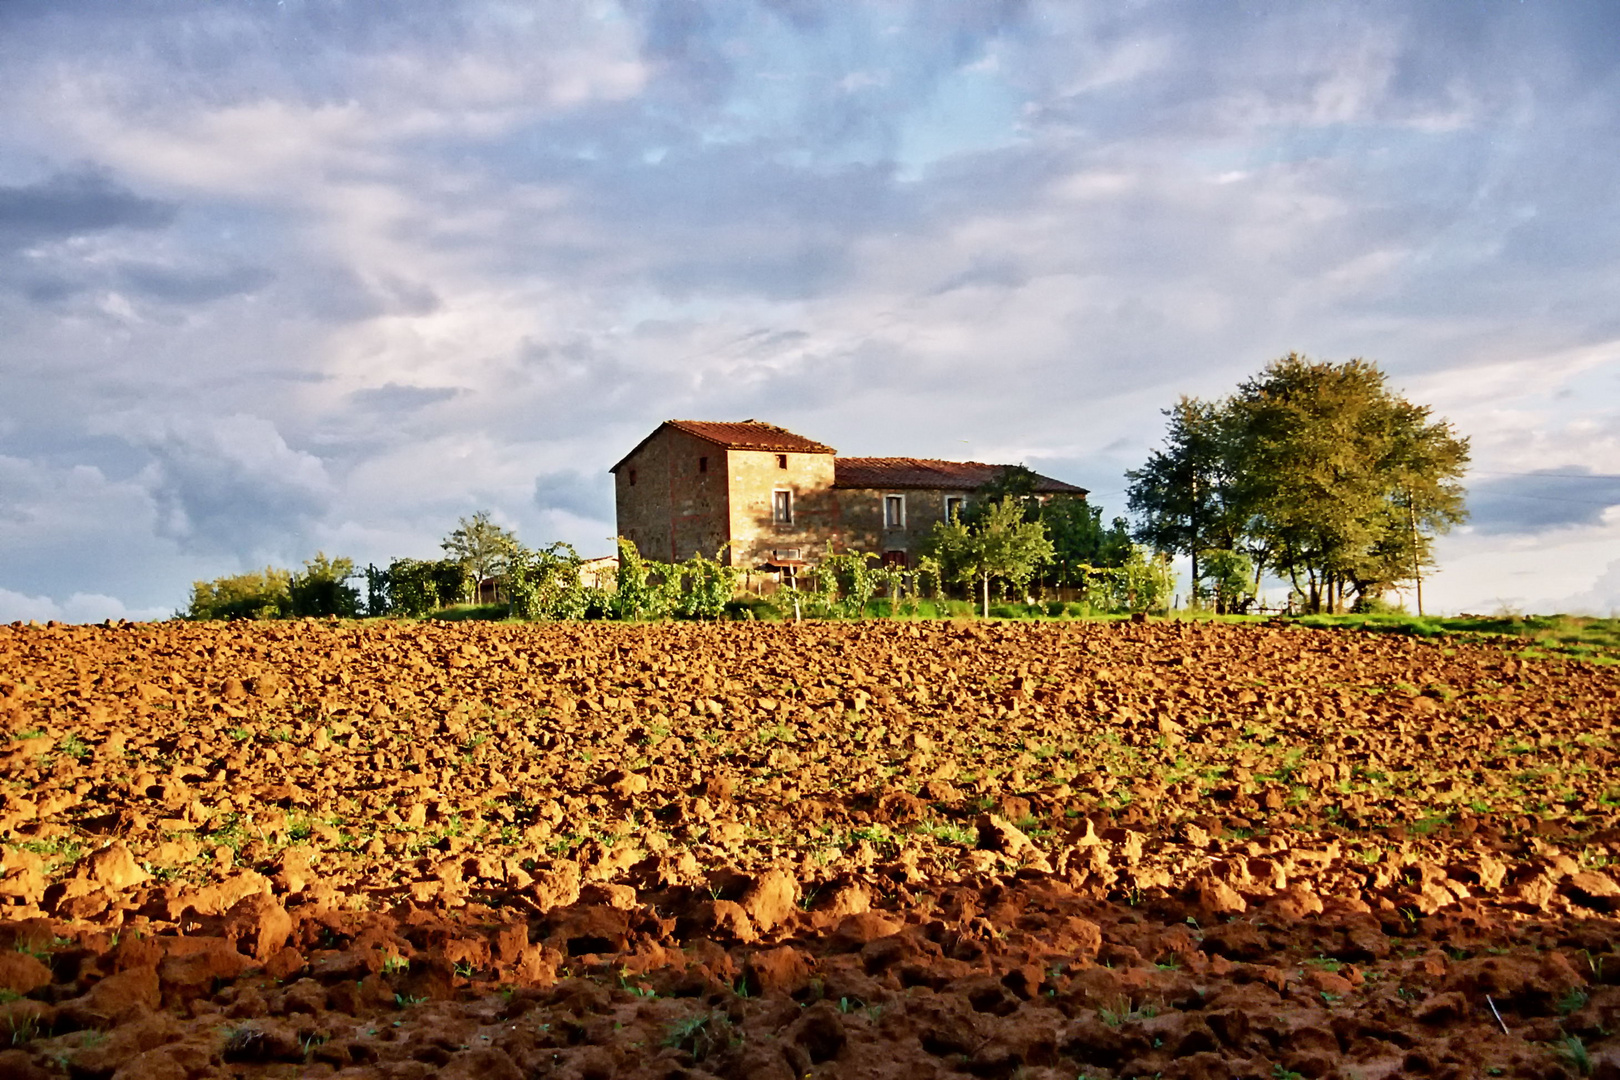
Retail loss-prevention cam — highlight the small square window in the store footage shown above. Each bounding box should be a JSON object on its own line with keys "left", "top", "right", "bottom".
{"left": 772, "top": 489, "right": 793, "bottom": 524}
{"left": 698, "top": 456, "right": 708, "bottom": 474}
{"left": 776, "top": 453, "right": 788, "bottom": 469}
{"left": 884, "top": 494, "right": 905, "bottom": 529}
{"left": 945, "top": 495, "right": 965, "bottom": 521}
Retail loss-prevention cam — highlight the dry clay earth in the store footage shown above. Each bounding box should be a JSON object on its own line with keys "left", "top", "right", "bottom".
{"left": 0, "top": 618, "right": 1617, "bottom": 1080}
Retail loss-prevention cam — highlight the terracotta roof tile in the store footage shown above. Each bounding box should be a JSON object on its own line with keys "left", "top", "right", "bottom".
{"left": 665, "top": 420, "right": 836, "bottom": 454}
{"left": 611, "top": 420, "right": 834, "bottom": 472}
{"left": 833, "top": 457, "right": 1087, "bottom": 495}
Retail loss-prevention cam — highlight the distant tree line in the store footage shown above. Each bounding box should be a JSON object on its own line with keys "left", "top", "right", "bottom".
{"left": 1125, "top": 354, "right": 1469, "bottom": 614}
{"left": 180, "top": 512, "right": 748, "bottom": 622}
{"left": 183, "top": 512, "right": 517, "bottom": 621}
{"left": 182, "top": 554, "right": 363, "bottom": 621}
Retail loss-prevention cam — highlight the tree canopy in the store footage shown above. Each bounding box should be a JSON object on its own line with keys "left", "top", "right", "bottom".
{"left": 184, "top": 553, "right": 358, "bottom": 620}
{"left": 441, "top": 510, "right": 520, "bottom": 588}
{"left": 924, "top": 497, "right": 1056, "bottom": 617}
{"left": 963, "top": 466, "right": 1130, "bottom": 587}
{"left": 1126, "top": 354, "right": 1469, "bottom": 613}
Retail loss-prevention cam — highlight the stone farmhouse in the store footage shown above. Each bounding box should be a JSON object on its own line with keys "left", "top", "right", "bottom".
{"left": 611, "top": 419, "right": 1087, "bottom": 571}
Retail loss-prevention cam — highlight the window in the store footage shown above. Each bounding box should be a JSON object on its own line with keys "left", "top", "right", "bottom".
{"left": 773, "top": 548, "right": 801, "bottom": 562}
{"left": 698, "top": 456, "right": 708, "bottom": 474}
{"left": 945, "top": 495, "right": 965, "bottom": 521}
{"left": 628, "top": 468, "right": 637, "bottom": 487}
{"left": 772, "top": 489, "right": 793, "bottom": 524}
{"left": 776, "top": 453, "right": 788, "bottom": 469}
{"left": 882, "top": 550, "right": 908, "bottom": 569}
{"left": 884, "top": 494, "right": 905, "bottom": 529}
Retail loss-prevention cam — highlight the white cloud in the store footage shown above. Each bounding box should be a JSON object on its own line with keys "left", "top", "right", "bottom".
{"left": 1423, "top": 511, "right": 1620, "bottom": 615}
{"left": 16, "top": 9, "right": 649, "bottom": 202}
{"left": 0, "top": 589, "right": 170, "bottom": 625}
{"left": 1533, "top": 556, "right": 1620, "bottom": 617}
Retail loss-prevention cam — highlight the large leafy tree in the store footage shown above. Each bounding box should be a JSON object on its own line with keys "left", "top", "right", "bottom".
{"left": 183, "top": 553, "right": 359, "bottom": 620}
{"left": 441, "top": 510, "right": 520, "bottom": 598}
{"left": 1337, "top": 389, "right": 1469, "bottom": 613}
{"left": 183, "top": 567, "right": 292, "bottom": 620}
{"left": 1228, "top": 355, "right": 1467, "bottom": 613}
{"left": 961, "top": 465, "right": 1042, "bottom": 525}
{"left": 1127, "top": 355, "right": 1469, "bottom": 614}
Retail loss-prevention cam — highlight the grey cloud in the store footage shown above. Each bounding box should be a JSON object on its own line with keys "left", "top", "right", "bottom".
{"left": 118, "top": 262, "right": 275, "bottom": 303}
{"left": 272, "top": 266, "right": 441, "bottom": 325}
{"left": 132, "top": 416, "right": 334, "bottom": 555}
{"left": 375, "top": 275, "right": 441, "bottom": 316}
{"left": 349, "top": 384, "right": 462, "bottom": 413}
{"left": 19, "top": 275, "right": 85, "bottom": 303}
{"left": 287, "top": 264, "right": 392, "bottom": 323}
{"left": 534, "top": 469, "right": 612, "bottom": 521}
{"left": 1466, "top": 469, "right": 1620, "bottom": 535}
{"left": 551, "top": 149, "right": 907, "bottom": 299}
{"left": 757, "top": 0, "right": 830, "bottom": 31}
{"left": 638, "top": 0, "right": 732, "bottom": 104}
{"left": 930, "top": 256, "right": 1030, "bottom": 295}
{"left": 0, "top": 170, "right": 173, "bottom": 250}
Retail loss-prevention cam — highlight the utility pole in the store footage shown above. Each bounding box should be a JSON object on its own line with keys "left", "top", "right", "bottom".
{"left": 1406, "top": 489, "right": 1424, "bottom": 617}
{"left": 1188, "top": 473, "right": 1200, "bottom": 611}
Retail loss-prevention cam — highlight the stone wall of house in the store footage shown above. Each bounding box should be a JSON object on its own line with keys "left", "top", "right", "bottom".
{"left": 616, "top": 424, "right": 1003, "bottom": 569}
{"left": 614, "top": 427, "right": 733, "bottom": 563}
{"left": 726, "top": 449, "right": 840, "bottom": 567}
{"left": 836, "top": 487, "right": 974, "bottom": 567}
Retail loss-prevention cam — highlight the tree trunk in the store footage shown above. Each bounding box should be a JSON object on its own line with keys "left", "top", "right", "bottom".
{"left": 981, "top": 573, "right": 990, "bottom": 619}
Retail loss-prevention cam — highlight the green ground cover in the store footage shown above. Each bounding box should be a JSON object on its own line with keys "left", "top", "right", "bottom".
{"left": 423, "top": 597, "right": 1620, "bottom": 663}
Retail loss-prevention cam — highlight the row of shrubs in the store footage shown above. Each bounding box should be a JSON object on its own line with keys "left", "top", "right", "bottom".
{"left": 183, "top": 539, "right": 1170, "bottom": 623}
{"left": 182, "top": 542, "right": 745, "bottom": 622}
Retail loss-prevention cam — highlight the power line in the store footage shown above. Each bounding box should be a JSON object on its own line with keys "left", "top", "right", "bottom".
{"left": 1469, "top": 470, "right": 1620, "bottom": 481}
{"left": 1476, "top": 492, "right": 1620, "bottom": 506}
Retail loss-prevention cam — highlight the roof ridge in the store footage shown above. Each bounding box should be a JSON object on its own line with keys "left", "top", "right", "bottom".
{"left": 832, "top": 456, "right": 1087, "bottom": 495}
{"left": 838, "top": 455, "right": 999, "bottom": 467}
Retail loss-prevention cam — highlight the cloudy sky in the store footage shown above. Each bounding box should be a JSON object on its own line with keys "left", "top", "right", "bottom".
{"left": 3, "top": 0, "right": 1619, "bottom": 621}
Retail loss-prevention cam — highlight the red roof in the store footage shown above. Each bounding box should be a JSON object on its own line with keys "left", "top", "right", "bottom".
{"left": 611, "top": 420, "right": 834, "bottom": 472}
{"left": 664, "top": 420, "right": 835, "bottom": 453}
{"left": 834, "top": 457, "right": 1088, "bottom": 495}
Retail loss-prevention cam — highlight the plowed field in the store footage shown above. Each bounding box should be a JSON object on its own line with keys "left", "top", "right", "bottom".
{"left": 0, "top": 618, "right": 1617, "bottom": 1080}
